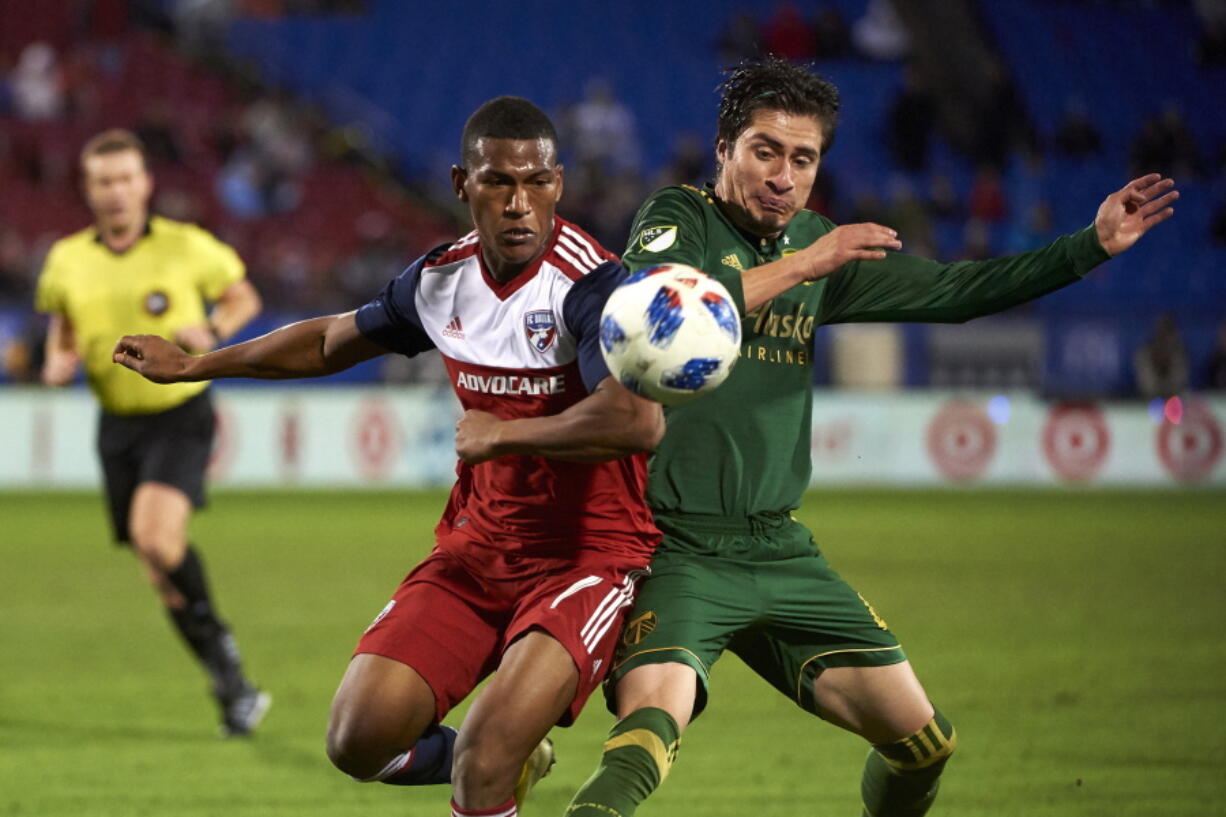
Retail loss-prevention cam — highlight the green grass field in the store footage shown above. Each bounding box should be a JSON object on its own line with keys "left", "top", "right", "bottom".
{"left": 3, "top": 489, "right": 1225, "bottom": 816}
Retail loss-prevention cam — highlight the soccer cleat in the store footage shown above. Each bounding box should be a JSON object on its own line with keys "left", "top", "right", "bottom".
{"left": 513, "top": 736, "right": 556, "bottom": 810}
{"left": 218, "top": 684, "right": 271, "bottom": 738}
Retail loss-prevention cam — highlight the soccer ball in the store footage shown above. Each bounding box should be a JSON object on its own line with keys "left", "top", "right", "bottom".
{"left": 599, "top": 264, "right": 742, "bottom": 405}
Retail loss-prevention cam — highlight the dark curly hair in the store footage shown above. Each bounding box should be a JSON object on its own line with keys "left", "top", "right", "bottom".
{"left": 461, "top": 96, "right": 558, "bottom": 167}
{"left": 716, "top": 56, "right": 841, "bottom": 156}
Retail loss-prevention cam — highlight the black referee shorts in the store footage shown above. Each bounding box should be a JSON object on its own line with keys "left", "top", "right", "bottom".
{"left": 96, "top": 389, "right": 216, "bottom": 544}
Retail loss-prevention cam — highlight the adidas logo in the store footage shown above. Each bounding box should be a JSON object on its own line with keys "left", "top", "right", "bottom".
{"left": 442, "top": 316, "right": 464, "bottom": 339}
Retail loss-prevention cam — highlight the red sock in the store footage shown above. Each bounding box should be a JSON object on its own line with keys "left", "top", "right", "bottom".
{"left": 450, "top": 796, "right": 517, "bottom": 817}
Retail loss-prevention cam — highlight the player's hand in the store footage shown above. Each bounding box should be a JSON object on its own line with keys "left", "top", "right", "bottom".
{"left": 798, "top": 222, "right": 902, "bottom": 280}
{"left": 1094, "top": 174, "right": 1178, "bottom": 257}
{"left": 41, "top": 351, "right": 79, "bottom": 386}
{"left": 175, "top": 323, "right": 217, "bottom": 353}
{"left": 455, "top": 409, "right": 504, "bottom": 464}
{"left": 112, "top": 334, "right": 192, "bottom": 383}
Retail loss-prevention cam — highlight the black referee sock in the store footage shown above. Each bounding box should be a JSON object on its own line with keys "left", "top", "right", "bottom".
{"left": 165, "top": 545, "right": 245, "bottom": 697}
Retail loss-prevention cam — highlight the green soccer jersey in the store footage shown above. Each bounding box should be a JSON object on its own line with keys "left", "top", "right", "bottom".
{"left": 622, "top": 183, "right": 1109, "bottom": 527}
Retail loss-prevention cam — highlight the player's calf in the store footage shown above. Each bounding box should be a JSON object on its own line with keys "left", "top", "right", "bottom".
{"left": 565, "top": 706, "right": 681, "bottom": 817}
{"left": 861, "top": 708, "right": 956, "bottom": 817}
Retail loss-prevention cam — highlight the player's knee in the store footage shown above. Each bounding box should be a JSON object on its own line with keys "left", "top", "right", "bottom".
{"left": 874, "top": 709, "right": 956, "bottom": 773}
{"left": 451, "top": 736, "right": 519, "bottom": 798}
{"left": 128, "top": 528, "right": 183, "bottom": 573}
{"left": 325, "top": 713, "right": 400, "bottom": 780}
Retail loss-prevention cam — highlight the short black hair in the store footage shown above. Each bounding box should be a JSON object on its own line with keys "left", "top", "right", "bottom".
{"left": 460, "top": 96, "right": 559, "bottom": 167}
{"left": 716, "top": 56, "right": 841, "bottom": 156}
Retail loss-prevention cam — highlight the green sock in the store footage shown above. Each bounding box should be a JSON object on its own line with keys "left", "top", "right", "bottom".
{"left": 861, "top": 709, "right": 956, "bottom": 817}
{"left": 566, "top": 707, "right": 681, "bottom": 817}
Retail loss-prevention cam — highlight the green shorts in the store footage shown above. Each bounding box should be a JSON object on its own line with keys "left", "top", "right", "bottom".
{"left": 607, "top": 512, "right": 904, "bottom": 719}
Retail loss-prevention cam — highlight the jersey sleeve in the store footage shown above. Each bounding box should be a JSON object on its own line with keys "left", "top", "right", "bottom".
{"left": 354, "top": 254, "right": 436, "bottom": 357}
{"left": 189, "top": 226, "right": 246, "bottom": 301}
{"left": 622, "top": 187, "right": 709, "bottom": 271}
{"left": 562, "top": 260, "right": 628, "bottom": 393}
{"left": 33, "top": 242, "right": 68, "bottom": 314}
{"left": 622, "top": 185, "right": 747, "bottom": 314}
{"left": 818, "top": 225, "right": 1110, "bottom": 325}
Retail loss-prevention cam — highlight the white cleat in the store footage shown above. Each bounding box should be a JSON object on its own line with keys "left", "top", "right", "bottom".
{"left": 219, "top": 687, "right": 271, "bottom": 737}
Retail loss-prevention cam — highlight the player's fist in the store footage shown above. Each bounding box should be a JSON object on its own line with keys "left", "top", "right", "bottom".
{"left": 799, "top": 222, "right": 901, "bottom": 281}
{"left": 455, "top": 409, "right": 504, "bottom": 464}
{"left": 113, "top": 334, "right": 192, "bottom": 383}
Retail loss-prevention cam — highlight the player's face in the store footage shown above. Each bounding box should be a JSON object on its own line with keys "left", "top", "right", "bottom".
{"left": 453, "top": 137, "right": 563, "bottom": 280}
{"left": 714, "top": 109, "right": 823, "bottom": 238}
{"left": 82, "top": 149, "right": 153, "bottom": 234}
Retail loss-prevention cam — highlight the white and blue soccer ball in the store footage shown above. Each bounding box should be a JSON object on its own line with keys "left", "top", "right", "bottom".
{"left": 599, "top": 263, "right": 742, "bottom": 405}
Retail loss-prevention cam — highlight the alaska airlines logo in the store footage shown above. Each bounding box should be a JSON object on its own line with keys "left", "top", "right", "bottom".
{"left": 455, "top": 371, "right": 566, "bottom": 396}
{"left": 750, "top": 299, "right": 816, "bottom": 343}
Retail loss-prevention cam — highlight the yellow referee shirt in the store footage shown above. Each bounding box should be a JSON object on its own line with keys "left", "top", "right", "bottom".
{"left": 35, "top": 216, "right": 245, "bottom": 415}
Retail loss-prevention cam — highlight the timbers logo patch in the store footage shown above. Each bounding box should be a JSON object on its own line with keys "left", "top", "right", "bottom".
{"left": 622, "top": 611, "right": 657, "bottom": 646}
{"left": 524, "top": 309, "right": 557, "bottom": 353}
{"left": 638, "top": 225, "right": 678, "bottom": 252}
{"left": 144, "top": 290, "right": 170, "bottom": 316}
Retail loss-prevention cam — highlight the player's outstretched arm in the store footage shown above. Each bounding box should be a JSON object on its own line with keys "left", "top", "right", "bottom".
{"left": 113, "top": 311, "right": 386, "bottom": 384}
{"left": 454, "top": 377, "right": 665, "bottom": 464}
{"left": 1094, "top": 173, "right": 1178, "bottom": 257}
{"left": 740, "top": 222, "right": 903, "bottom": 313}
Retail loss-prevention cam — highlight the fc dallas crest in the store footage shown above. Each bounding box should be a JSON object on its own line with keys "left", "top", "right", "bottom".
{"left": 524, "top": 309, "right": 557, "bottom": 353}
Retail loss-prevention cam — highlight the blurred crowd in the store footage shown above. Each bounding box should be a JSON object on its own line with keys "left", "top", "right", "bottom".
{"left": 0, "top": 1, "right": 452, "bottom": 321}
{"left": 1, "top": 0, "right": 1223, "bottom": 393}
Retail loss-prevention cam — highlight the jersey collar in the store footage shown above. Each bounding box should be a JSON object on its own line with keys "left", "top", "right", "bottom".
{"left": 704, "top": 182, "right": 790, "bottom": 259}
{"left": 476, "top": 217, "right": 560, "bottom": 301}
{"left": 93, "top": 217, "right": 153, "bottom": 255}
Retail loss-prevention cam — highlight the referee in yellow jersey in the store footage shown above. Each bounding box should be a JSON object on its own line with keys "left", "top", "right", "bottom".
{"left": 35, "top": 129, "right": 269, "bottom": 736}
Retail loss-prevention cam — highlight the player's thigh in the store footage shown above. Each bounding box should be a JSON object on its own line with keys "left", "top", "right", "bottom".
{"left": 505, "top": 560, "right": 648, "bottom": 726}
{"left": 613, "top": 661, "right": 700, "bottom": 729}
{"left": 459, "top": 630, "right": 578, "bottom": 762}
{"left": 96, "top": 415, "right": 144, "bottom": 544}
{"left": 354, "top": 552, "right": 504, "bottom": 724}
{"left": 726, "top": 554, "right": 906, "bottom": 717}
{"left": 607, "top": 551, "right": 760, "bottom": 721}
{"left": 328, "top": 653, "right": 438, "bottom": 754}
{"left": 139, "top": 394, "right": 213, "bottom": 514}
{"left": 127, "top": 482, "right": 192, "bottom": 570}
{"left": 809, "top": 661, "right": 934, "bottom": 744}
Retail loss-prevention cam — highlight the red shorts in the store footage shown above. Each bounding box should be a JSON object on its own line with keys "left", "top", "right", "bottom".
{"left": 354, "top": 544, "right": 649, "bottom": 726}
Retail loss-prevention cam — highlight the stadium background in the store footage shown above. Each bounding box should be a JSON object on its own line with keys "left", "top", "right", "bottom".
{"left": 2, "top": 1, "right": 1224, "bottom": 815}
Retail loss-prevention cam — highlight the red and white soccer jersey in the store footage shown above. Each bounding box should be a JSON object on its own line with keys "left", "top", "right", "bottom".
{"left": 355, "top": 216, "right": 659, "bottom": 565}
{"left": 353, "top": 218, "right": 658, "bottom": 724}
